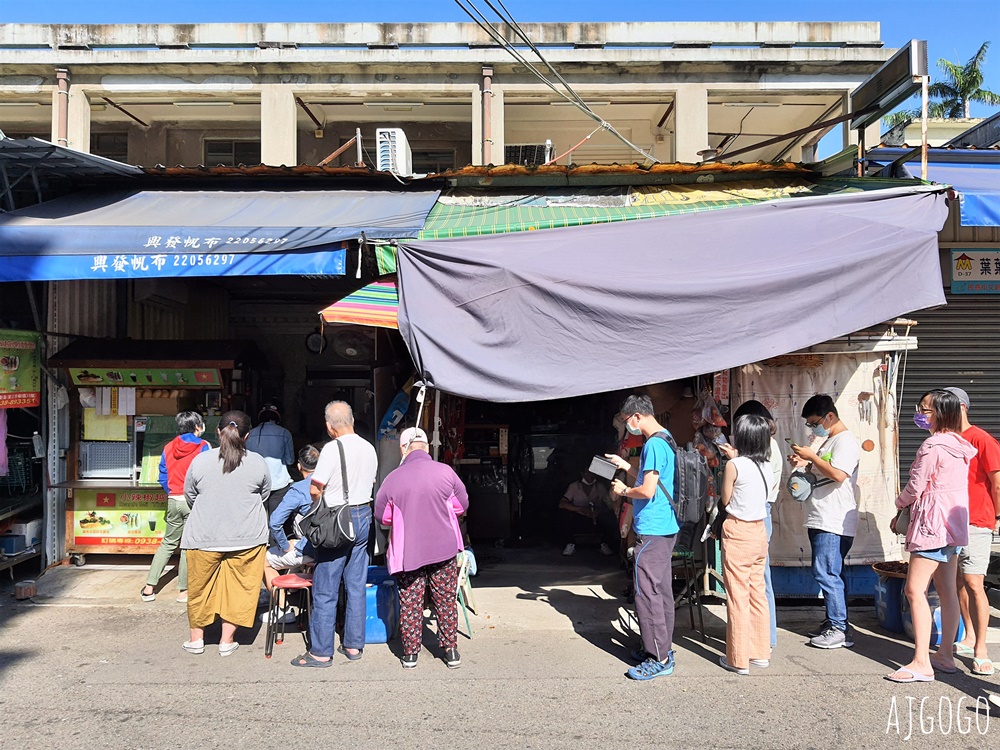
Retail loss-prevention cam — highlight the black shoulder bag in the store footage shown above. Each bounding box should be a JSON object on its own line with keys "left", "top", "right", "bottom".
{"left": 301, "top": 439, "right": 357, "bottom": 550}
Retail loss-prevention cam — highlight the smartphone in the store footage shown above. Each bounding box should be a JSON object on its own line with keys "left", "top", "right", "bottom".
{"left": 784, "top": 437, "right": 800, "bottom": 449}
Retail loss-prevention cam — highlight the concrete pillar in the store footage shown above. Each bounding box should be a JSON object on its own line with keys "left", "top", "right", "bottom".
{"left": 673, "top": 85, "right": 709, "bottom": 163}
{"left": 471, "top": 87, "right": 483, "bottom": 166}
{"left": 491, "top": 87, "right": 505, "bottom": 166}
{"left": 66, "top": 88, "right": 91, "bottom": 153}
{"left": 260, "top": 84, "right": 298, "bottom": 166}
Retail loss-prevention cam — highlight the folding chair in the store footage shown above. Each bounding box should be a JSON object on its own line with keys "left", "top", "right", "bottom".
{"left": 456, "top": 551, "right": 476, "bottom": 638}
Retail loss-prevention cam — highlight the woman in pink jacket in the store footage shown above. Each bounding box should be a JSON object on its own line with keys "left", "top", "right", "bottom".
{"left": 886, "top": 389, "right": 977, "bottom": 683}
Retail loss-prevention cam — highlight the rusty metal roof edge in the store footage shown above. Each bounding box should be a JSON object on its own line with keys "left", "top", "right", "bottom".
{"left": 137, "top": 160, "right": 813, "bottom": 185}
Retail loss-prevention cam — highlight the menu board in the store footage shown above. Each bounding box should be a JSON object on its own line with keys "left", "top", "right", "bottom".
{"left": 72, "top": 488, "right": 168, "bottom": 548}
{"left": 68, "top": 367, "right": 221, "bottom": 387}
{"left": 0, "top": 329, "right": 41, "bottom": 408}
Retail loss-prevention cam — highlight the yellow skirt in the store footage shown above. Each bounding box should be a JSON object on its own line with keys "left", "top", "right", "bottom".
{"left": 186, "top": 545, "right": 266, "bottom": 629}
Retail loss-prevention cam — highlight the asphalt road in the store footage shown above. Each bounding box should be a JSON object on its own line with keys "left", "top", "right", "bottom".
{"left": 1, "top": 552, "right": 998, "bottom": 750}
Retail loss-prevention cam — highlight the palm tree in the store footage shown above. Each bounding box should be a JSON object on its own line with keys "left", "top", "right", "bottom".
{"left": 882, "top": 41, "right": 1000, "bottom": 125}
{"left": 930, "top": 41, "right": 1000, "bottom": 118}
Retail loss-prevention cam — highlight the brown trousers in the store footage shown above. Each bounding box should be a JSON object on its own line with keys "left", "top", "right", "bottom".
{"left": 721, "top": 516, "right": 770, "bottom": 669}
{"left": 186, "top": 545, "right": 266, "bottom": 629}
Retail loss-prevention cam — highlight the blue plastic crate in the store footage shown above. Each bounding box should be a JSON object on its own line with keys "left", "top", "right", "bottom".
{"left": 770, "top": 564, "right": 878, "bottom": 599}
{"left": 901, "top": 586, "right": 966, "bottom": 647}
{"left": 873, "top": 576, "right": 905, "bottom": 634}
{"left": 365, "top": 566, "right": 398, "bottom": 644}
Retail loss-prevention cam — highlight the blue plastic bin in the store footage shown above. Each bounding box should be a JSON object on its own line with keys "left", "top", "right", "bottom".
{"left": 873, "top": 576, "right": 905, "bottom": 634}
{"left": 901, "top": 586, "right": 966, "bottom": 647}
{"left": 365, "top": 566, "right": 398, "bottom": 644}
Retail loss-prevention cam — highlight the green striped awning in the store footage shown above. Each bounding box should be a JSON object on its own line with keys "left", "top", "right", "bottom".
{"left": 416, "top": 177, "right": 917, "bottom": 239}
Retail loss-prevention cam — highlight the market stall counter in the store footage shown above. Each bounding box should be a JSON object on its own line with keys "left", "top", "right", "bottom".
{"left": 49, "top": 339, "right": 265, "bottom": 564}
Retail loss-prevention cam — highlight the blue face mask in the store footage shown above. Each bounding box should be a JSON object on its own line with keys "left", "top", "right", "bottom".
{"left": 810, "top": 419, "right": 830, "bottom": 438}
{"left": 913, "top": 413, "right": 932, "bottom": 431}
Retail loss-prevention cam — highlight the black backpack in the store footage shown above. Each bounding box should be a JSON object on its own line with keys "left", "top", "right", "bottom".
{"left": 649, "top": 431, "right": 709, "bottom": 525}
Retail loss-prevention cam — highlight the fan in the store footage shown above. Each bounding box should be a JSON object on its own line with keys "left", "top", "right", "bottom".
{"left": 331, "top": 330, "right": 375, "bottom": 361}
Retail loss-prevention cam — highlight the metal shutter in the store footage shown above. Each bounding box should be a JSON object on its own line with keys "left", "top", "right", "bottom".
{"left": 899, "top": 292, "right": 1000, "bottom": 477}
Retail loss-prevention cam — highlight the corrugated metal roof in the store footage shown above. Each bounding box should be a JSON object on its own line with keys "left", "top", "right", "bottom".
{"left": 139, "top": 159, "right": 811, "bottom": 187}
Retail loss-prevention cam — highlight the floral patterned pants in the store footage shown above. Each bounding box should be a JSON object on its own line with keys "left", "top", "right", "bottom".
{"left": 396, "top": 557, "right": 459, "bottom": 655}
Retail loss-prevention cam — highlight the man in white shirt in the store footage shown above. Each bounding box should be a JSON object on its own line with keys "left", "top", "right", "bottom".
{"left": 790, "top": 394, "right": 861, "bottom": 650}
{"left": 290, "top": 401, "right": 378, "bottom": 668}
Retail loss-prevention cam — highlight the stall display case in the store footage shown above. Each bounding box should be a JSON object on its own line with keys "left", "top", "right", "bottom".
{"left": 457, "top": 423, "right": 513, "bottom": 540}
{"left": 48, "top": 339, "right": 265, "bottom": 564}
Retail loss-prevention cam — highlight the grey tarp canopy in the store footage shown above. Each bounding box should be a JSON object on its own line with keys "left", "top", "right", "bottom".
{"left": 396, "top": 184, "right": 949, "bottom": 403}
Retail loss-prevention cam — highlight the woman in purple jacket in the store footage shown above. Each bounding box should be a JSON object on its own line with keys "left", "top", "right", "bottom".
{"left": 375, "top": 427, "right": 469, "bottom": 670}
{"left": 886, "top": 389, "right": 976, "bottom": 683}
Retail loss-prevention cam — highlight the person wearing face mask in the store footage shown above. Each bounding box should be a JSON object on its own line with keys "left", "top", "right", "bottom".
{"left": 604, "top": 394, "right": 679, "bottom": 681}
{"left": 558, "top": 469, "right": 618, "bottom": 557}
{"left": 788, "top": 394, "right": 861, "bottom": 650}
{"left": 374, "top": 427, "right": 469, "bottom": 670}
{"left": 886, "top": 389, "right": 977, "bottom": 683}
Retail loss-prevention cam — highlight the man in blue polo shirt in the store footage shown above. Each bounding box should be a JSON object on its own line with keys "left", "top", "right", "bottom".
{"left": 606, "top": 393, "right": 679, "bottom": 680}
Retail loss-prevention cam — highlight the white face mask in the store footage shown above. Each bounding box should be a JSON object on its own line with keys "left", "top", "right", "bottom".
{"left": 624, "top": 415, "right": 642, "bottom": 436}
{"left": 581, "top": 477, "right": 595, "bottom": 486}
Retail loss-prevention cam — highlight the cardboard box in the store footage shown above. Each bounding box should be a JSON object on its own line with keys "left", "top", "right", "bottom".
{"left": 135, "top": 396, "right": 195, "bottom": 416}
{"left": 9, "top": 520, "right": 42, "bottom": 547}
{"left": 0, "top": 534, "right": 27, "bottom": 554}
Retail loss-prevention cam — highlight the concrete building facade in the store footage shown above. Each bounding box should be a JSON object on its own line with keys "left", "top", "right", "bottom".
{"left": 0, "top": 22, "right": 892, "bottom": 168}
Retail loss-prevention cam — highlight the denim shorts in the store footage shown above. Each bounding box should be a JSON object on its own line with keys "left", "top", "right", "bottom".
{"left": 912, "top": 545, "right": 961, "bottom": 563}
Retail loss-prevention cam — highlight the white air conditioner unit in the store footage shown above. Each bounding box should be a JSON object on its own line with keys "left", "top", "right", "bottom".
{"left": 504, "top": 140, "right": 554, "bottom": 166}
{"left": 376, "top": 128, "right": 413, "bottom": 177}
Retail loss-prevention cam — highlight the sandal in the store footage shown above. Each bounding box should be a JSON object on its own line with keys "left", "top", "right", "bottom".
{"left": 885, "top": 666, "right": 934, "bottom": 683}
{"left": 972, "top": 658, "right": 996, "bottom": 676}
{"left": 953, "top": 643, "right": 975, "bottom": 657}
{"left": 337, "top": 645, "right": 363, "bottom": 661}
{"left": 930, "top": 656, "right": 957, "bottom": 674}
{"left": 290, "top": 652, "right": 332, "bottom": 668}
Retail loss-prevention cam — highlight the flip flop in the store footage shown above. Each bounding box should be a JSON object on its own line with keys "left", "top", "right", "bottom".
{"left": 290, "top": 652, "right": 332, "bottom": 668}
{"left": 930, "top": 658, "right": 958, "bottom": 674}
{"left": 954, "top": 643, "right": 976, "bottom": 657}
{"left": 972, "top": 658, "right": 996, "bottom": 676}
{"left": 337, "top": 645, "right": 363, "bottom": 661}
{"left": 885, "top": 667, "right": 935, "bottom": 684}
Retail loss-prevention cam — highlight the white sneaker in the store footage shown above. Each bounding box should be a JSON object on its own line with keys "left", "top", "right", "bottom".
{"left": 749, "top": 659, "right": 770, "bottom": 668}
{"left": 562, "top": 543, "right": 576, "bottom": 556}
{"left": 260, "top": 607, "right": 296, "bottom": 624}
{"left": 599, "top": 543, "right": 614, "bottom": 556}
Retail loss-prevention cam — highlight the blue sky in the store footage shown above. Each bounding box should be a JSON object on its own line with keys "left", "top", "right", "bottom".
{"left": 5, "top": 1, "right": 997, "bottom": 116}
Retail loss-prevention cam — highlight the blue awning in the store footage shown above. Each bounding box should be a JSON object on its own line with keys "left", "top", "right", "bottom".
{"left": 920, "top": 163, "right": 1000, "bottom": 227}
{"left": 870, "top": 148, "right": 1000, "bottom": 227}
{"left": 0, "top": 188, "right": 440, "bottom": 281}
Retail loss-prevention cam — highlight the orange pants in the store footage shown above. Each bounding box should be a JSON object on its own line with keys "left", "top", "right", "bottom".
{"left": 722, "top": 516, "right": 770, "bottom": 670}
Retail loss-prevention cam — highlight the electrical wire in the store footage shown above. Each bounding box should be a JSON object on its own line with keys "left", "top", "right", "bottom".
{"left": 543, "top": 125, "right": 603, "bottom": 165}
{"left": 453, "top": 0, "right": 659, "bottom": 164}
{"left": 718, "top": 106, "right": 755, "bottom": 158}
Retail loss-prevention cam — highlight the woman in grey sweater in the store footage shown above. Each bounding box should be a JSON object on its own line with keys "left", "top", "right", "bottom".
{"left": 180, "top": 411, "right": 270, "bottom": 656}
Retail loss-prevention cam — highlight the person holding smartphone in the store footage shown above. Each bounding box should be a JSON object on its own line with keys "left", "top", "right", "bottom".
{"left": 718, "top": 414, "right": 776, "bottom": 674}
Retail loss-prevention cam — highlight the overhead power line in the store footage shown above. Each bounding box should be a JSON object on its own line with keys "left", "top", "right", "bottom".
{"left": 453, "top": 1, "right": 660, "bottom": 165}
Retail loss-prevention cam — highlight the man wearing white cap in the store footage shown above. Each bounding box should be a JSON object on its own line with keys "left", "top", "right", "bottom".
{"left": 945, "top": 386, "right": 1000, "bottom": 676}
{"left": 375, "top": 427, "right": 469, "bottom": 669}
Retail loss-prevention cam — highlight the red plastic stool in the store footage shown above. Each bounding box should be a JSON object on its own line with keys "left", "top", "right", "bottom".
{"left": 265, "top": 572, "right": 313, "bottom": 659}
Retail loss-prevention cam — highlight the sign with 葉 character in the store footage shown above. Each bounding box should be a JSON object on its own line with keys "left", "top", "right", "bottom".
{"left": 951, "top": 249, "right": 1000, "bottom": 294}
